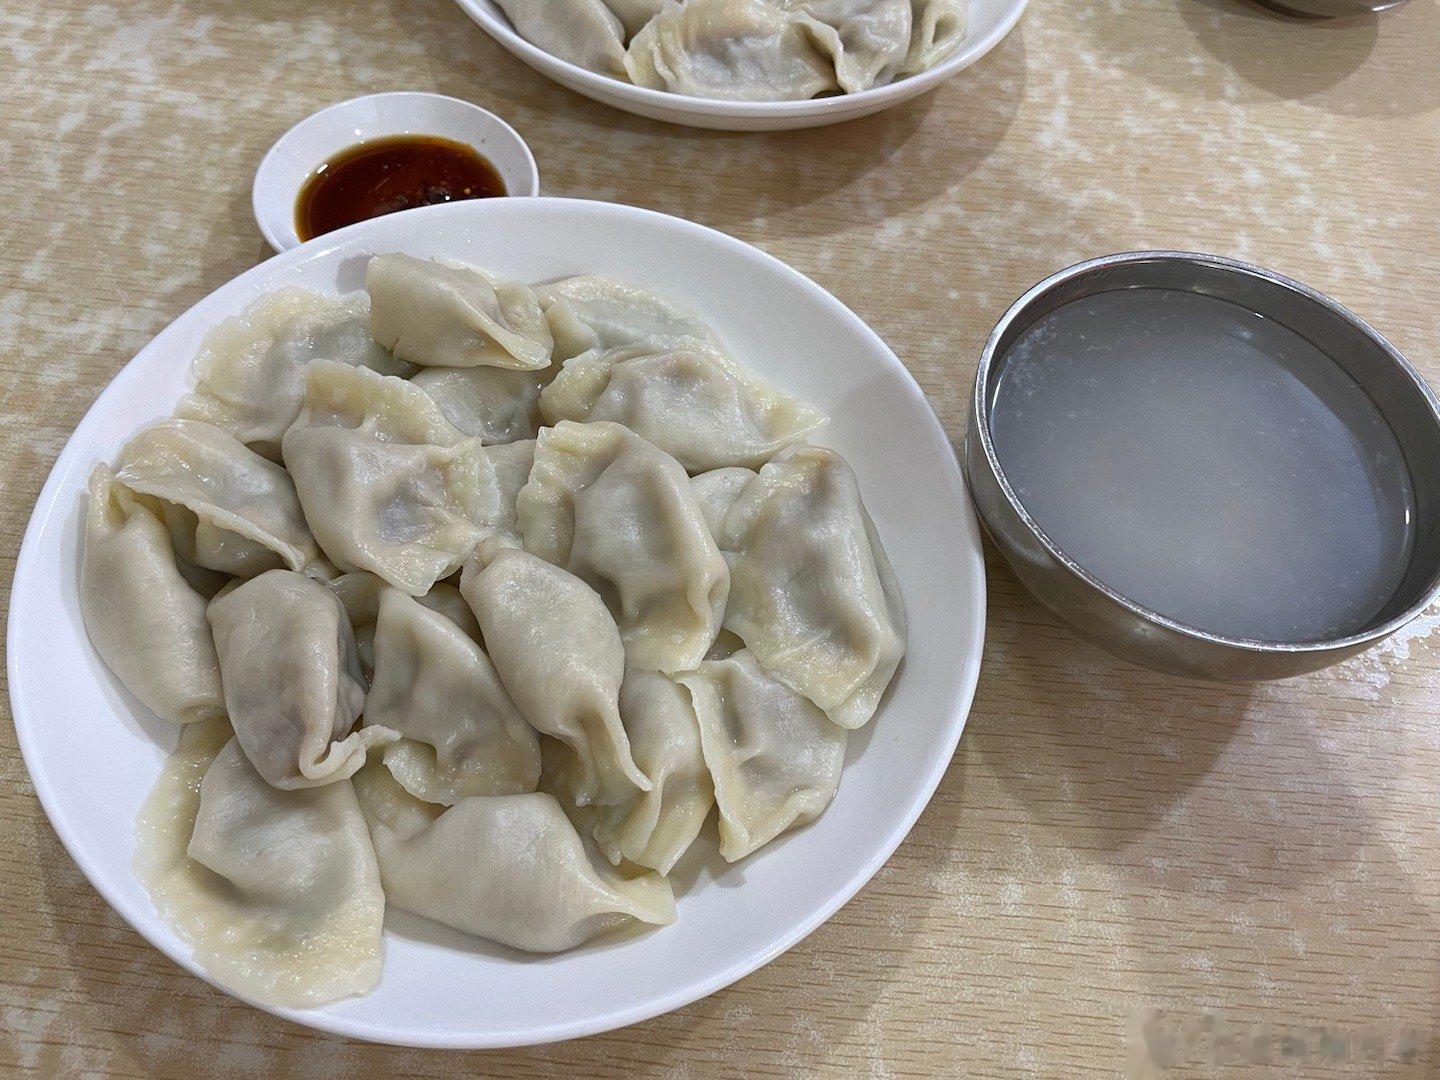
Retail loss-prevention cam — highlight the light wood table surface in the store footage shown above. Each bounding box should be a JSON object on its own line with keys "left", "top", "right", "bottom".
{"left": 3, "top": 0, "right": 1439, "bottom": 1075}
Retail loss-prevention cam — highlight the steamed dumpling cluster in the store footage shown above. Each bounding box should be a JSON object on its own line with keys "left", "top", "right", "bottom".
{"left": 495, "top": 0, "right": 967, "bottom": 101}
{"left": 82, "top": 252, "right": 905, "bottom": 1008}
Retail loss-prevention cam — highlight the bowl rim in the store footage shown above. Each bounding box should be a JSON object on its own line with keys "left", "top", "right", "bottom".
{"left": 971, "top": 248, "right": 1440, "bottom": 657}
{"left": 251, "top": 91, "right": 541, "bottom": 253}
{"left": 454, "top": 0, "right": 1030, "bottom": 119}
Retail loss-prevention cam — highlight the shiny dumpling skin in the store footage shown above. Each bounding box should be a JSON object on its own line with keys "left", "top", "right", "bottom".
{"left": 677, "top": 649, "right": 846, "bottom": 861}
{"left": 540, "top": 344, "right": 827, "bottom": 472}
{"left": 353, "top": 765, "right": 675, "bottom": 953}
{"left": 134, "top": 722, "right": 385, "bottom": 1008}
{"left": 777, "top": 0, "right": 912, "bottom": 91}
{"left": 365, "top": 588, "right": 541, "bottom": 805}
{"left": 327, "top": 571, "right": 481, "bottom": 674}
{"left": 718, "top": 445, "right": 905, "bottom": 729}
{"left": 115, "top": 418, "right": 328, "bottom": 578}
{"left": 282, "top": 363, "right": 502, "bottom": 595}
{"left": 544, "top": 668, "right": 714, "bottom": 874}
{"left": 624, "top": 0, "right": 839, "bottom": 102}
{"left": 207, "top": 570, "right": 394, "bottom": 789}
{"left": 366, "top": 254, "right": 553, "bottom": 371}
{"left": 485, "top": 437, "right": 536, "bottom": 546}
{"left": 690, "top": 467, "right": 757, "bottom": 536}
{"left": 537, "top": 275, "right": 721, "bottom": 365}
{"left": 410, "top": 365, "right": 546, "bottom": 444}
{"left": 80, "top": 466, "right": 225, "bottom": 725}
{"left": 899, "top": 0, "right": 966, "bottom": 75}
{"left": 517, "top": 421, "right": 729, "bottom": 673}
{"left": 176, "top": 288, "right": 411, "bottom": 461}
{"left": 462, "top": 548, "right": 650, "bottom": 807}
{"left": 493, "top": 0, "right": 629, "bottom": 77}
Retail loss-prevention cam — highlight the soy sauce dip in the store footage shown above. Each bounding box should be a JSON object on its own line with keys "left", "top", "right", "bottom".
{"left": 295, "top": 134, "right": 506, "bottom": 242}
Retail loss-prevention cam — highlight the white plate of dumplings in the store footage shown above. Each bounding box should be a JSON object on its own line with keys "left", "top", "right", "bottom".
{"left": 455, "top": 0, "right": 1030, "bottom": 130}
{"left": 9, "top": 197, "right": 985, "bottom": 1047}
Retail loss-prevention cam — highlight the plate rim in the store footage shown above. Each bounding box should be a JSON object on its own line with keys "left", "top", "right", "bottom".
{"left": 8, "top": 196, "right": 987, "bottom": 1048}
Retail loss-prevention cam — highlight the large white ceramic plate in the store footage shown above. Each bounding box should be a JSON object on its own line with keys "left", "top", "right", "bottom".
{"left": 9, "top": 198, "right": 985, "bottom": 1048}
{"left": 455, "top": 0, "right": 1028, "bottom": 131}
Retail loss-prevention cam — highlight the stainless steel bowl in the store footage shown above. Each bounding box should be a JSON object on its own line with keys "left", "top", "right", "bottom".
{"left": 966, "top": 251, "right": 1440, "bottom": 681}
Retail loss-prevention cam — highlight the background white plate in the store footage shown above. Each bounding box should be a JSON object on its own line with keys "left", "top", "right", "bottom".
{"left": 8, "top": 198, "right": 986, "bottom": 1048}
{"left": 454, "top": 0, "right": 1029, "bottom": 131}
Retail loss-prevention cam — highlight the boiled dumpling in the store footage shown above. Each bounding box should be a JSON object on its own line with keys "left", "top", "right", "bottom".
{"left": 410, "top": 365, "right": 546, "bottom": 444}
{"left": 545, "top": 668, "right": 714, "bottom": 874}
{"left": 366, "top": 254, "right": 553, "bottom": 371}
{"left": 462, "top": 547, "right": 650, "bottom": 806}
{"left": 135, "top": 722, "right": 385, "bottom": 1007}
{"left": 778, "top": 0, "right": 912, "bottom": 91}
{"left": 354, "top": 766, "right": 675, "bottom": 952}
{"left": 281, "top": 361, "right": 502, "bottom": 595}
{"left": 176, "top": 288, "right": 410, "bottom": 460}
{"left": 207, "top": 570, "right": 394, "bottom": 789}
{"left": 115, "top": 418, "right": 329, "bottom": 578}
{"left": 81, "top": 466, "right": 225, "bottom": 725}
{"left": 517, "top": 421, "right": 729, "bottom": 673}
{"left": 493, "top": 0, "right": 629, "bottom": 77}
{"left": 365, "top": 588, "right": 541, "bottom": 804}
{"left": 624, "top": 0, "right": 839, "bottom": 102}
{"left": 484, "top": 437, "right": 536, "bottom": 547}
{"left": 537, "top": 275, "right": 721, "bottom": 364}
{"left": 690, "top": 466, "right": 757, "bottom": 535}
{"left": 900, "top": 0, "right": 966, "bottom": 75}
{"left": 677, "top": 649, "right": 846, "bottom": 861}
{"left": 540, "top": 344, "right": 826, "bottom": 472}
{"left": 327, "top": 571, "right": 481, "bottom": 675}
{"left": 718, "top": 445, "right": 905, "bottom": 728}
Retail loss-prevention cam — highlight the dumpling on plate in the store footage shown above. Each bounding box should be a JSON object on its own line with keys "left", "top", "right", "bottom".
{"left": 328, "top": 571, "right": 482, "bottom": 675}
{"left": 365, "top": 253, "right": 553, "bottom": 371}
{"left": 777, "top": 0, "right": 913, "bottom": 92}
{"left": 281, "top": 362, "right": 502, "bottom": 595}
{"left": 115, "top": 418, "right": 329, "bottom": 579}
{"left": 900, "top": 0, "right": 966, "bottom": 75}
{"left": 624, "top": 0, "right": 839, "bottom": 102}
{"left": 540, "top": 344, "right": 826, "bottom": 472}
{"left": 517, "top": 421, "right": 729, "bottom": 673}
{"left": 462, "top": 547, "right": 650, "bottom": 807}
{"left": 537, "top": 275, "right": 720, "bottom": 364}
{"left": 354, "top": 764, "right": 675, "bottom": 953}
{"left": 80, "top": 466, "right": 225, "bottom": 726}
{"left": 134, "top": 721, "right": 386, "bottom": 1007}
{"left": 543, "top": 667, "right": 714, "bottom": 874}
{"left": 365, "top": 588, "right": 541, "bottom": 804}
{"left": 718, "top": 444, "right": 905, "bottom": 728}
{"left": 207, "top": 569, "right": 394, "bottom": 789}
{"left": 690, "top": 466, "right": 757, "bottom": 535}
{"left": 410, "top": 364, "right": 547, "bottom": 444}
{"left": 492, "top": 0, "right": 631, "bottom": 78}
{"left": 677, "top": 649, "right": 846, "bottom": 861}
{"left": 176, "top": 288, "right": 410, "bottom": 461}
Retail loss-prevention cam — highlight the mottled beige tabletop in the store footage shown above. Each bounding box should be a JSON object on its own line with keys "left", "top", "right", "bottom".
{"left": 3, "top": 0, "right": 1439, "bottom": 1076}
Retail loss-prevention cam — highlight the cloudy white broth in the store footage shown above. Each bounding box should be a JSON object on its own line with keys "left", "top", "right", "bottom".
{"left": 988, "top": 287, "right": 1415, "bottom": 643}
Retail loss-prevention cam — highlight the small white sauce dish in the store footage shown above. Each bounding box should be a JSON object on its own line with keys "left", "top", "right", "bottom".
{"left": 252, "top": 91, "right": 540, "bottom": 252}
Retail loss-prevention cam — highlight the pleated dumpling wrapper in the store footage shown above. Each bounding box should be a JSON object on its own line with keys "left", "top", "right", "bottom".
{"left": 517, "top": 420, "right": 729, "bottom": 674}
{"left": 281, "top": 361, "right": 503, "bottom": 596}
{"left": 717, "top": 444, "right": 906, "bottom": 728}
{"left": 365, "top": 587, "right": 541, "bottom": 805}
{"left": 207, "top": 569, "right": 395, "bottom": 790}
{"left": 354, "top": 764, "right": 675, "bottom": 953}
{"left": 678, "top": 649, "right": 847, "bottom": 861}
{"left": 135, "top": 721, "right": 385, "bottom": 1007}
{"left": 544, "top": 667, "right": 714, "bottom": 875}
{"left": 366, "top": 253, "right": 553, "bottom": 371}
{"left": 176, "top": 287, "right": 412, "bottom": 461}
{"left": 80, "top": 465, "right": 225, "bottom": 726}
{"left": 462, "top": 547, "right": 650, "bottom": 807}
